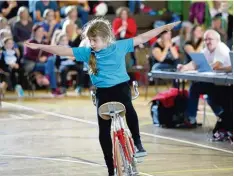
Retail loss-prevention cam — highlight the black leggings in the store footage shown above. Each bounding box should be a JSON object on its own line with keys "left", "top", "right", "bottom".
{"left": 96, "top": 82, "right": 141, "bottom": 174}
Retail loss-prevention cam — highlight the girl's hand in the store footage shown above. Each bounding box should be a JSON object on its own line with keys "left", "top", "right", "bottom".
{"left": 164, "top": 21, "right": 181, "bottom": 31}
{"left": 24, "top": 42, "right": 40, "bottom": 50}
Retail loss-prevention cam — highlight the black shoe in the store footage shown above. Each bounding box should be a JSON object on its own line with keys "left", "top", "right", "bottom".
{"left": 135, "top": 143, "right": 147, "bottom": 158}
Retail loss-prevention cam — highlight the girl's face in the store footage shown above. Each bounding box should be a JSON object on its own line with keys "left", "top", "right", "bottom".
{"left": 89, "top": 36, "right": 107, "bottom": 52}
{"left": 120, "top": 10, "right": 128, "bottom": 20}
{"left": 193, "top": 26, "right": 203, "bottom": 39}
{"left": 59, "top": 36, "right": 69, "bottom": 45}
{"left": 5, "top": 39, "right": 14, "bottom": 50}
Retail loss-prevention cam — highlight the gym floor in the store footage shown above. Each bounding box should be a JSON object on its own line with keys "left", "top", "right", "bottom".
{"left": 0, "top": 86, "right": 232, "bottom": 176}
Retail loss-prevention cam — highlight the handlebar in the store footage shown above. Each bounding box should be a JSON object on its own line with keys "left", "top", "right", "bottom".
{"left": 90, "top": 81, "right": 139, "bottom": 106}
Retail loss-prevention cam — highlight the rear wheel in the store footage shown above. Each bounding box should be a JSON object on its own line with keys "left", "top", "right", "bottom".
{"left": 115, "top": 139, "right": 123, "bottom": 176}
{"left": 125, "top": 133, "right": 138, "bottom": 175}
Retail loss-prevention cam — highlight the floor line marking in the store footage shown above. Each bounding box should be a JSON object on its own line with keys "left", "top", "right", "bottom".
{"left": 0, "top": 154, "right": 155, "bottom": 176}
{"left": 2, "top": 102, "right": 233, "bottom": 155}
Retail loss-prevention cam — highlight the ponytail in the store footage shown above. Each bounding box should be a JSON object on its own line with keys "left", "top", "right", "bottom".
{"left": 89, "top": 52, "right": 98, "bottom": 75}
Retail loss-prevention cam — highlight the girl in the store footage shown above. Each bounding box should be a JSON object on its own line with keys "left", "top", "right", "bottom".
{"left": 25, "top": 18, "right": 180, "bottom": 175}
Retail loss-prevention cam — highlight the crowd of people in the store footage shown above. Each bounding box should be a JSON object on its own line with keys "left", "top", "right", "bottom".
{"left": 0, "top": 0, "right": 232, "bottom": 174}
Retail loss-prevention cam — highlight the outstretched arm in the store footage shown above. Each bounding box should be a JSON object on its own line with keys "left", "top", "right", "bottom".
{"left": 24, "top": 42, "right": 74, "bottom": 57}
{"left": 133, "top": 21, "right": 181, "bottom": 46}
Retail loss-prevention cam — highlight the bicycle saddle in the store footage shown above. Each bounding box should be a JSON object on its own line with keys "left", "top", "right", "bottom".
{"left": 98, "top": 102, "right": 126, "bottom": 120}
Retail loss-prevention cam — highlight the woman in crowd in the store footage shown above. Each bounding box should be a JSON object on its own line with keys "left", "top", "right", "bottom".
{"left": 24, "top": 24, "right": 62, "bottom": 96}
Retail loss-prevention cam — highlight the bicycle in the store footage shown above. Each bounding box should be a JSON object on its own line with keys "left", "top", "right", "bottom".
{"left": 91, "top": 81, "right": 140, "bottom": 176}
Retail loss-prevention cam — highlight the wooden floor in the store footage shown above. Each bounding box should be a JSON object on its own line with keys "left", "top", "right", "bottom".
{"left": 0, "top": 86, "right": 233, "bottom": 176}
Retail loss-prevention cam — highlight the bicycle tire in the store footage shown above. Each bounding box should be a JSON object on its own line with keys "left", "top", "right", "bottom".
{"left": 125, "top": 133, "right": 138, "bottom": 175}
{"left": 116, "top": 138, "right": 132, "bottom": 175}
{"left": 115, "top": 138, "right": 123, "bottom": 176}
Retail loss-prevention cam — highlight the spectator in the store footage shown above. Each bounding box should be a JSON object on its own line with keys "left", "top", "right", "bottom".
{"left": 151, "top": 31, "right": 180, "bottom": 71}
{"left": 35, "top": 0, "right": 60, "bottom": 22}
{"left": 184, "top": 25, "right": 204, "bottom": 63}
{"left": 12, "top": 7, "right": 33, "bottom": 43}
{"left": 40, "top": 9, "right": 60, "bottom": 43}
{"left": 0, "top": 17, "right": 10, "bottom": 30}
{"left": 12, "top": 6, "right": 33, "bottom": 57}
{"left": 0, "top": 1, "right": 18, "bottom": 20}
{"left": 24, "top": 24, "right": 62, "bottom": 96}
{"left": 112, "top": 7, "right": 137, "bottom": 40}
{"left": 62, "top": 6, "right": 82, "bottom": 47}
{"left": 172, "top": 21, "right": 193, "bottom": 58}
{"left": 0, "top": 29, "right": 20, "bottom": 58}
{"left": 58, "top": 0, "right": 90, "bottom": 25}
{"left": 0, "top": 37, "right": 24, "bottom": 97}
{"left": 177, "top": 29, "right": 231, "bottom": 127}
{"left": 55, "top": 33, "right": 84, "bottom": 94}
{"left": 112, "top": 7, "right": 137, "bottom": 65}
{"left": 211, "top": 16, "right": 227, "bottom": 43}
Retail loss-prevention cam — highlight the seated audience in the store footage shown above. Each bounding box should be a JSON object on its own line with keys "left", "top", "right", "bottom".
{"left": 177, "top": 29, "right": 231, "bottom": 128}
{"left": 12, "top": 7, "right": 33, "bottom": 44}
{"left": 39, "top": 9, "right": 60, "bottom": 43}
{"left": 0, "top": 29, "right": 20, "bottom": 58}
{"left": 184, "top": 25, "right": 204, "bottom": 63}
{"left": 58, "top": 0, "right": 90, "bottom": 25}
{"left": 211, "top": 15, "right": 227, "bottom": 43}
{"left": 0, "top": 17, "right": 10, "bottom": 30}
{"left": 0, "top": 37, "right": 24, "bottom": 97}
{"left": 151, "top": 31, "right": 180, "bottom": 71}
{"left": 55, "top": 33, "right": 84, "bottom": 95}
{"left": 112, "top": 7, "right": 137, "bottom": 65}
{"left": 24, "top": 24, "right": 62, "bottom": 96}
{"left": 62, "top": 5, "right": 82, "bottom": 47}
{"left": 172, "top": 21, "right": 192, "bottom": 60}
{"left": 35, "top": 0, "right": 60, "bottom": 22}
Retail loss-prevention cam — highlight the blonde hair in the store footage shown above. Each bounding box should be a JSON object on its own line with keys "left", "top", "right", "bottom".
{"left": 81, "top": 18, "right": 115, "bottom": 75}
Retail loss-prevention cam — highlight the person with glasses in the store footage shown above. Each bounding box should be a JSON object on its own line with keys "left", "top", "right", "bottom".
{"left": 177, "top": 29, "right": 231, "bottom": 128}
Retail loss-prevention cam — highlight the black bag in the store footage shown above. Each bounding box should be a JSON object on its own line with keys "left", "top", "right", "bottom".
{"left": 150, "top": 88, "right": 188, "bottom": 128}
